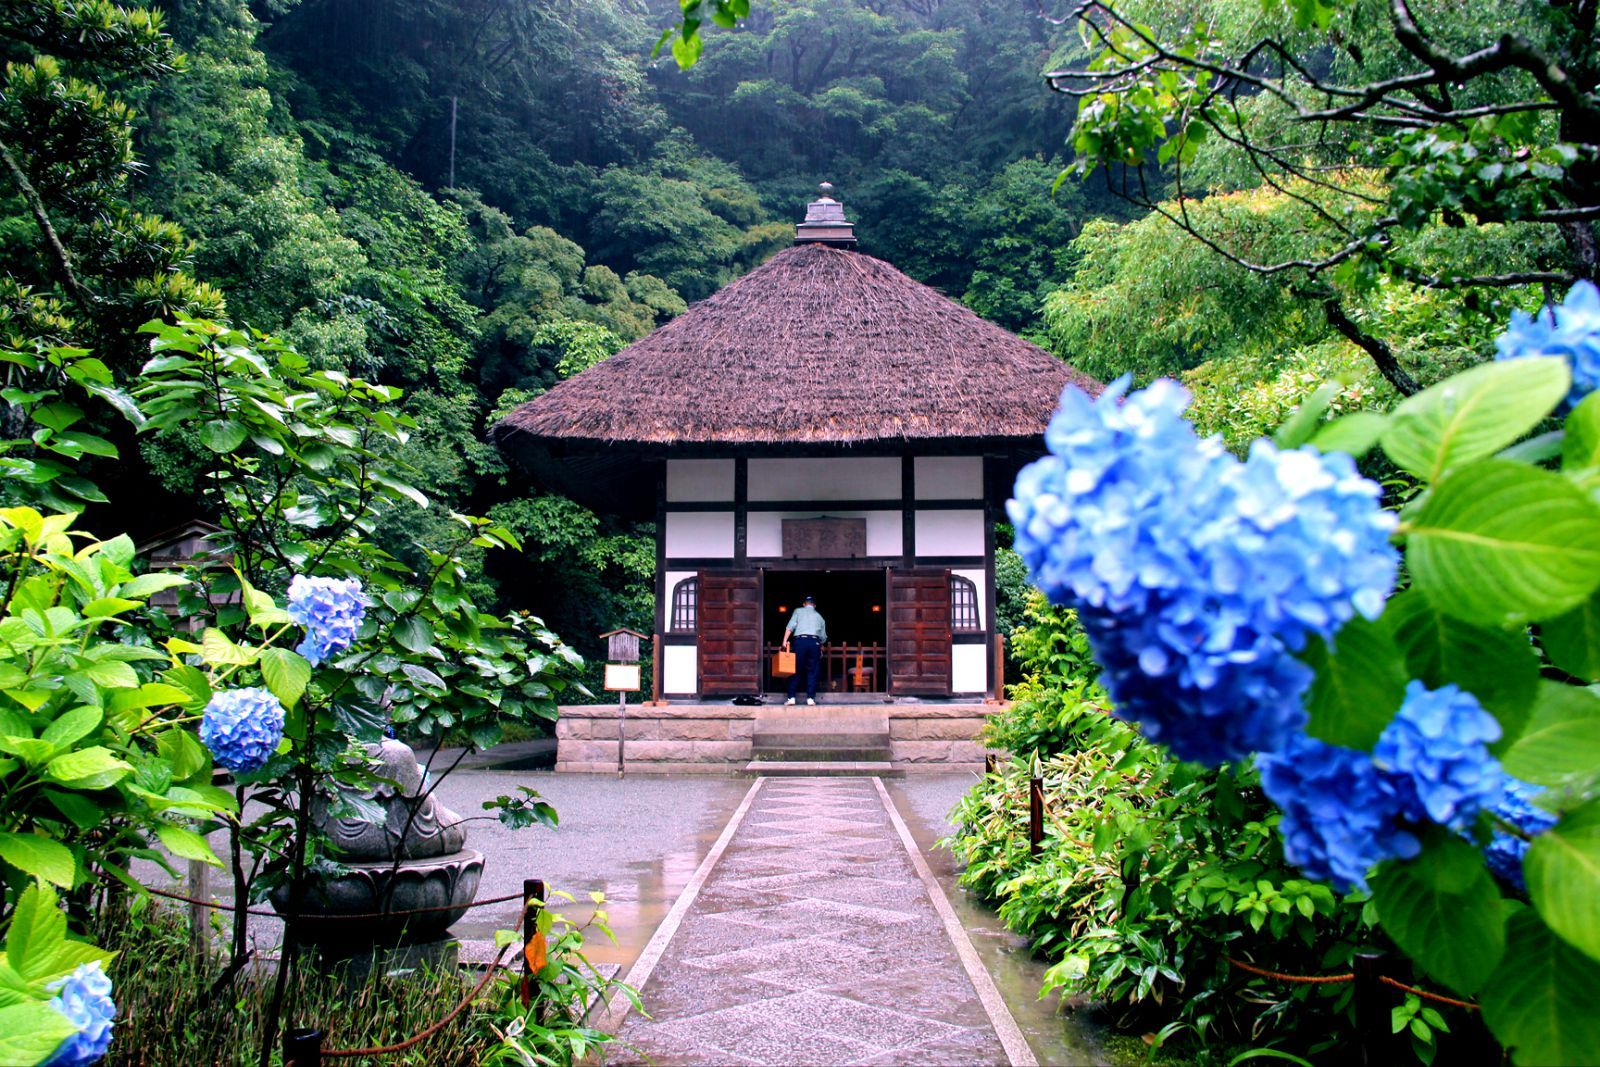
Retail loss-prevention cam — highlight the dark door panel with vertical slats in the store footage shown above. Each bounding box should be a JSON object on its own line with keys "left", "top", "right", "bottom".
{"left": 698, "top": 571, "right": 761, "bottom": 694}
{"left": 889, "top": 569, "right": 951, "bottom": 695}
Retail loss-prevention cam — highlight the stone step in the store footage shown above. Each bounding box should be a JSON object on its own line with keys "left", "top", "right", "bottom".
{"left": 744, "top": 760, "right": 900, "bottom": 777}
{"left": 752, "top": 731, "right": 890, "bottom": 748}
{"left": 750, "top": 745, "right": 892, "bottom": 762}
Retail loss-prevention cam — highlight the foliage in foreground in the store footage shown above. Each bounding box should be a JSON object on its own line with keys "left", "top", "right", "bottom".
{"left": 95, "top": 892, "right": 633, "bottom": 1066}
{"left": 951, "top": 603, "right": 1385, "bottom": 1060}
{"left": 994, "top": 281, "right": 1600, "bottom": 1064}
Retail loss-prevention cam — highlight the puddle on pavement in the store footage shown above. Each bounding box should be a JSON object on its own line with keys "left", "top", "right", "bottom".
{"left": 449, "top": 813, "right": 731, "bottom": 973}
{"left": 885, "top": 780, "right": 1110, "bottom": 1067}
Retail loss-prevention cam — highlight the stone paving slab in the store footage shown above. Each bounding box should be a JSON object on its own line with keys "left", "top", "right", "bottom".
{"left": 609, "top": 777, "right": 1033, "bottom": 1066}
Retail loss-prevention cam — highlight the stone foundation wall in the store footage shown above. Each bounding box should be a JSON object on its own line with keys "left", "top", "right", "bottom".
{"left": 887, "top": 705, "right": 990, "bottom": 766}
{"left": 556, "top": 705, "right": 755, "bottom": 773}
{"left": 555, "top": 703, "right": 996, "bottom": 773}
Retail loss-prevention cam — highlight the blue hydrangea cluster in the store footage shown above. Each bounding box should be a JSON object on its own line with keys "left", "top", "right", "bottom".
{"left": 43, "top": 961, "right": 114, "bottom": 1067}
{"left": 1009, "top": 377, "right": 1398, "bottom": 764}
{"left": 1373, "top": 682, "right": 1503, "bottom": 829}
{"left": 287, "top": 575, "right": 366, "bottom": 666}
{"left": 1259, "top": 731, "right": 1422, "bottom": 890}
{"left": 199, "top": 687, "right": 285, "bottom": 773}
{"left": 1495, "top": 279, "right": 1600, "bottom": 412}
{"left": 1483, "top": 777, "right": 1558, "bottom": 890}
{"left": 1261, "top": 683, "right": 1505, "bottom": 891}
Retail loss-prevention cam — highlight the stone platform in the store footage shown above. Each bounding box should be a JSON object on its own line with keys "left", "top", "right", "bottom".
{"left": 555, "top": 702, "right": 994, "bottom": 775}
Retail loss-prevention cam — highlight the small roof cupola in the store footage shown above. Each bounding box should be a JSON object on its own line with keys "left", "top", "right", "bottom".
{"left": 794, "top": 182, "right": 856, "bottom": 248}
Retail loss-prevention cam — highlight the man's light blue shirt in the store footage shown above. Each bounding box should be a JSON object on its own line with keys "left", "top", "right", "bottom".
{"left": 785, "top": 605, "right": 827, "bottom": 643}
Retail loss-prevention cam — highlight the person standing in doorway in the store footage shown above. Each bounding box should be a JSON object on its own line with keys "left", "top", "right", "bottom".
{"left": 782, "top": 594, "right": 827, "bottom": 706}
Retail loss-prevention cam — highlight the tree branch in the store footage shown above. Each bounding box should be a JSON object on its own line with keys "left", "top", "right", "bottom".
{"left": 1319, "top": 293, "right": 1420, "bottom": 396}
{"left": 0, "top": 137, "right": 96, "bottom": 310}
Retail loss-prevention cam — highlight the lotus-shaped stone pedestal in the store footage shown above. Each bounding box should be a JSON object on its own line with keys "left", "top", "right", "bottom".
{"left": 270, "top": 739, "right": 483, "bottom": 949}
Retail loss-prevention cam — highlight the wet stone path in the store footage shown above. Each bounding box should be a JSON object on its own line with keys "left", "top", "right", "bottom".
{"left": 613, "top": 776, "right": 1028, "bottom": 1066}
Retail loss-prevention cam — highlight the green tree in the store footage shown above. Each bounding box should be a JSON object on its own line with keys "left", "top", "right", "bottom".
{"left": 0, "top": 0, "right": 223, "bottom": 358}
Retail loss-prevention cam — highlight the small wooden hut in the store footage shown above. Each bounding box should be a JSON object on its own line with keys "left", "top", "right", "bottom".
{"left": 494, "top": 185, "right": 1100, "bottom": 701}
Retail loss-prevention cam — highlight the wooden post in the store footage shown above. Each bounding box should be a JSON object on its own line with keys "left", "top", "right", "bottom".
{"left": 520, "top": 878, "right": 546, "bottom": 1008}
{"left": 187, "top": 859, "right": 209, "bottom": 962}
{"left": 994, "top": 632, "right": 1005, "bottom": 699}
{"left": 1028, "top": 773, "right": 1045, "bottom": 855}
{"left": 617, "top": 688, "right": 627, "bottom": 778}
{"left": 283, "top": 1028, "right": 322, "bottom": 1067}
{"left": 1353, "top": 951, "right": 1386, "bottom": 1066}
{"left": 651, "top": 634, "right": 663, "bottom": 705}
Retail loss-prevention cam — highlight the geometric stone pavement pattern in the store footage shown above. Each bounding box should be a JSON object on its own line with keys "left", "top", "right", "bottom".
{"left": 615, "top": 777, "right": 1010, "bottom": 1065}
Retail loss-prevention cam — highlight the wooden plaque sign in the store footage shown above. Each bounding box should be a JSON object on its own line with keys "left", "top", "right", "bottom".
{"left": 604, "top": 664, "right": 641, "bottom": 692}
{"left": 782, "top": 518, "right": 867, "bottom": 559}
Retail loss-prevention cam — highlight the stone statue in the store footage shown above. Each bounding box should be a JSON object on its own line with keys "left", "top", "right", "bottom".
{"left": 270, "top": 739, "right": 484, "bottom": 949}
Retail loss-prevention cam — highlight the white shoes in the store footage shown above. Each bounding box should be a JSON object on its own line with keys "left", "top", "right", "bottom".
{"left": 807, "top": 699, "right": 816, "bottom": 706}
{"left": 784, "top": 698, "right": 795, "bottom": 705}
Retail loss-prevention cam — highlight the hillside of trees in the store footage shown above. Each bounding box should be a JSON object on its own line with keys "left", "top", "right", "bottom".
{"left": 6, "top": 0, "right": 1587, "bottom": 679}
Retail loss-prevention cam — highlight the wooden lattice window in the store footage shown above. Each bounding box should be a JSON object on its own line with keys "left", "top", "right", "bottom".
{"left": 950, "top": 575, "right": 981, "bottom": 633}
{"left": 670, "top": 578, "right": 699, "bottom": 633}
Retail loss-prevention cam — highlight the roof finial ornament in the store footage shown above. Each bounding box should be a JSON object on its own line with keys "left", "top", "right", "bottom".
{"left": 795, "top": 180, "right": 856, "bottom": 248}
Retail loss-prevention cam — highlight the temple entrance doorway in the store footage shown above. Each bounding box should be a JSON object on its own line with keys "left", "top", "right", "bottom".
{"left": 762, "top": 569, "right": 888, "bottom": 695}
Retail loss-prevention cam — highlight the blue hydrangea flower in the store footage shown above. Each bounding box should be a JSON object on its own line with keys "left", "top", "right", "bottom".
{"left": 199, "top": 687, "right": 285, "bottom": 773}
{"left": 43, "top": 961, "right": 114, "bottom": 1067}
{"left": 1259, "top": 732, "right": 1422, "bottom": 891}
{"left": 1374, "top": 682, "right": 1503, "bottom": 829}
{"left": 1262, "top": 685, "right": 1507, "bottom": 891}
{"left": 287, "top": 575, "right": 366, "bottom": 666}
{"left": 1495, "top": 279, "right": 1600, "bottom": 411}
{"left": 1009, "top": 377, "right": 1398, "bottom": 764}
{"left": 1483, "top": 777, "right": 1558, "bottom": 890}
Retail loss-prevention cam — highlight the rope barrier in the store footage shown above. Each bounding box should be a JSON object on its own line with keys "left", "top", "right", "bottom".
{"left": 1378, "top": 974, "right": 1481, "bottom": 1012}
{"left": 1224, "top": 956, "right": 1481, "bottom": 1011}
{"left": 321, "top": 942, "right": 513, "bottom": 1058}
{"left": 139, "top": 883, "right": 528, "bottom": 921}
{"left": 1224, "top": 956, "right": 1353, "bottom": 984}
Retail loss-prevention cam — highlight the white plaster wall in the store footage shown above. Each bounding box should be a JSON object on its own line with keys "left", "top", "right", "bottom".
{"left": 914, "top": 510, "right": 986, "bottom": 558}
{"left": 952, "top": 567, "right": 988, "bottom": 628}
{"left": 666, "top": 459, "right": 736, "bottom": 502}
{"left": 914, "top": 456, "right": 983, "bottom": 500}
{"left": 747, "top": 510, "right": 902, "bottom": 558}
{"left": 748, "top": 457, "right": 900, "bottom": 502}
{"left": 663, "top": 644, "right": 698, "bottom": 694}
{"left": 664, "top": 511, "right": 735, "bottom": 558}
{"left": 952, "top": 643, "right": 989, "bottom": 694}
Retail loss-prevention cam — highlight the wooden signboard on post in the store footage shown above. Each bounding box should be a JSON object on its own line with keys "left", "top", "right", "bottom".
{"left": 604, "top": 664, "right": 641, "bottom": 691}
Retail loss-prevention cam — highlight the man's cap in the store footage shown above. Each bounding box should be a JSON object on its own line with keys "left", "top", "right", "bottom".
{"left": 802, "top": 594, "right": 816, "bottom": 603}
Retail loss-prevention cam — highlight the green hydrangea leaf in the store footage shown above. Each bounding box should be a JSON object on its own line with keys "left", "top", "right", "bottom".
{"left": 1526, "top": 797, "right": 1600, "bottom": 965}
{"left": 0, "top": 834, "right": 74, "bottom": 888}
{"left": 1383, "top": 356, "right": 1569, "bottom": 482}
{"left": 1301, "top": 616, "right": 1408, "bottom": 750}
{"left": 1383, "top": 590, "right": 1539, "bottom": 748}
{"left": 1480, "top": 911, "right": 1600, "bottom": 1065}
{"left": 1407, "top": 460, "right": 1600, "bottom": 626}
{"left": 1542, "top": 588, "right": 1600, "bottom": 682}
{"left": 1501, "top": 683, "right": 1600, "bottom": 786}
{"left": 259, "top": 648, "right": 311, "bottom": 709}
{"left": 1372, "top": 835, "right": 1506, "bottom": 994}
{"left": 0, "top": 1002, "right": 78, "bottom": 1062}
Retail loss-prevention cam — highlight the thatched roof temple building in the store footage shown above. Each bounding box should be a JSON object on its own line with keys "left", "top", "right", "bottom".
{"left": 494, "top": 185, "right": 1100, "bottom": 702}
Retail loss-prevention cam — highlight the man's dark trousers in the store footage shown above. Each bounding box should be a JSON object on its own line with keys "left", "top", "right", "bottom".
{"left": 788, "top": 635, "right": 821, "bottom": 701}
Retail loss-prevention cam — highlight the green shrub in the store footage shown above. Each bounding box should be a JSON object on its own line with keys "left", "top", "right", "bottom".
{"left": 948, "top": 599, "right": 1470, "bottom": 1061}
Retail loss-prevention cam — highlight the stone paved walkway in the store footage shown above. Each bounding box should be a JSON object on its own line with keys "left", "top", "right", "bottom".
{"left": 609, "top": 777, "right": 1032, "bottom": 1066}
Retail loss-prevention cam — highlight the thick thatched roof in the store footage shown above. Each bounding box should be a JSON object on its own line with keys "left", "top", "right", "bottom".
{"left": 492, "top": 242, "right": 1100, "bottom": 451}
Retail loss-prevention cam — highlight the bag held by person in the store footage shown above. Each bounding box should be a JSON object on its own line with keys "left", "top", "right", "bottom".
{"left": 771, "top": 650, "right": 796, "bottom": 678}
